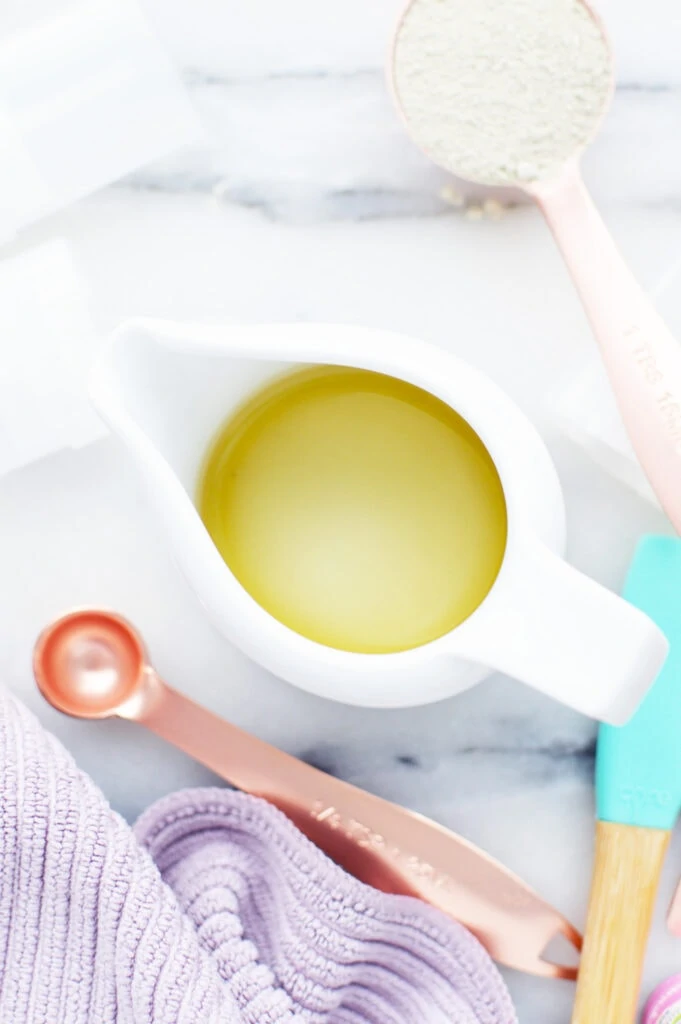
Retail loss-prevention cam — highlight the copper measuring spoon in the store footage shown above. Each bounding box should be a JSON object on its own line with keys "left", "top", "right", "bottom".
{"left": 34, "top": 608, "right": 580, "bottom": 979}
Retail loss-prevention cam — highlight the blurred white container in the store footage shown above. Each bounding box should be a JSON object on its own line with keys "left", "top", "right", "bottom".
{"left": 0, "top": 241, "right": 107, "bottom": 477}
{"left": 0, "top": 0, "right": 199, "bottom": 244}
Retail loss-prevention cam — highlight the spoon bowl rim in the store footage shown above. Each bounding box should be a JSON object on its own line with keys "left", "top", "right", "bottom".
{"left": 33, "top": 608, "right": 147, "bottom": 719}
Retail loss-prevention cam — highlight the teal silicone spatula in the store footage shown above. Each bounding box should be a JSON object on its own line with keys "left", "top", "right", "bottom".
{"left": 572, "top": 535, "right": 681, "bottom": 1024}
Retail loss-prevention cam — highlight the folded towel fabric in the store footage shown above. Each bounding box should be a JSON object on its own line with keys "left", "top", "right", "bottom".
{"left": 0, "top": 690, "right": 517, "bottom": 1023}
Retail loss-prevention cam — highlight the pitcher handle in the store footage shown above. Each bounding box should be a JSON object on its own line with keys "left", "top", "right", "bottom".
{"left": 460, "top": 537, "right": 668, "bottom": 724}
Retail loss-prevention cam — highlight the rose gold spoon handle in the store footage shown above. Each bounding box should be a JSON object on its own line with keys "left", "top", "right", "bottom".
{"left": 34, "top": 609, "right": 580, "bottom": 979}
{"left": 534, "top": 162, "right": 681, "bottom": 532}
{"left": 142, "top": 677, "right": 580, "bottom": 976}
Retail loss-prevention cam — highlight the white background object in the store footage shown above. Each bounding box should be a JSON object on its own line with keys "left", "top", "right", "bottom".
{"left": 0, "top": 0, "right": 199, "bottom": 243}
{"left": 0, "top": 0, "right": 199, "bottom": 479}
{"left": 0, "top": 241, "right": 107, "bottom": 476}
{"left": 0, "top": 0, "right": 680, "bottom": 1019}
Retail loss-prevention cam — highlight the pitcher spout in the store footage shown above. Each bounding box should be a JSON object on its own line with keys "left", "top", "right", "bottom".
{"left": 90, "top": 318, "right": 299, "bottom": 494}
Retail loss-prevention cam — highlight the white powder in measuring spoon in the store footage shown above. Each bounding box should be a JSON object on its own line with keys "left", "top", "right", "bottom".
{"left": 393, "top": 0, "right": 612, "bottom": 187}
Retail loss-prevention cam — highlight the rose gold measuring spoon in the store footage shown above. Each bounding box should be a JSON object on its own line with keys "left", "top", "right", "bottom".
{"left": 34, "top": 608, "right": 580, "bottom": 979}
{"left": 391, "top": 0, "right": 681, "bottom": 532}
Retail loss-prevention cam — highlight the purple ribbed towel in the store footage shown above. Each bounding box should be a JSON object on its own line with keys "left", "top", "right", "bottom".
{"left": 0, "top": 691, "right": 517, "bottom": 1023}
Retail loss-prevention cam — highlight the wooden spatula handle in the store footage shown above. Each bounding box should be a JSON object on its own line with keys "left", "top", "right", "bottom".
{"left": 571, "top": 821, "right": 669, "bottom": 1024}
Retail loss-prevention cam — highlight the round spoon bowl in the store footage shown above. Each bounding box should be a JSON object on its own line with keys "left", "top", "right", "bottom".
{"left": 390, "top": 0, "right": 614, "bottom": 191}
{"left": 34, "top": 610, "right": 146, "bottom": 719}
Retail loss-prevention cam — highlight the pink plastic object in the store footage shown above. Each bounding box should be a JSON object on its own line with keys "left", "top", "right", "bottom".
{"left": 533, "top": 164, "right": 681, "bottom": 534}
{"left": 642, "top": 975, "right": 681, "bottom": 1024}
{"left": 390, "top": 0, "right": 681, "bottom": 533}
{"left": 33, "top": 608, "right": 582, "bottom": 979}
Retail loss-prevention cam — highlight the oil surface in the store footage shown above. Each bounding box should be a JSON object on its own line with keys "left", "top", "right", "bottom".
{"left": 198, "top": 366, "right": 507, "bottom": 653}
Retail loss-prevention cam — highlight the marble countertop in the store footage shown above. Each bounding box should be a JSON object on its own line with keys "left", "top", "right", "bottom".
{"left": 1, "top": 0, "right": 681, "bottom": 1019}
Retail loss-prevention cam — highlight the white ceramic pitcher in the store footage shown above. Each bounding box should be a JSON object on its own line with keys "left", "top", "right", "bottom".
{"left": 90, "top": 319, "right": 667, "bottom": 724}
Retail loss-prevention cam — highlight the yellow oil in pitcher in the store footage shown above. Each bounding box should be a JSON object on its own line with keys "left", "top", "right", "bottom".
{"left": 198, "top": 366, "right": 507, "bottom": 653}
